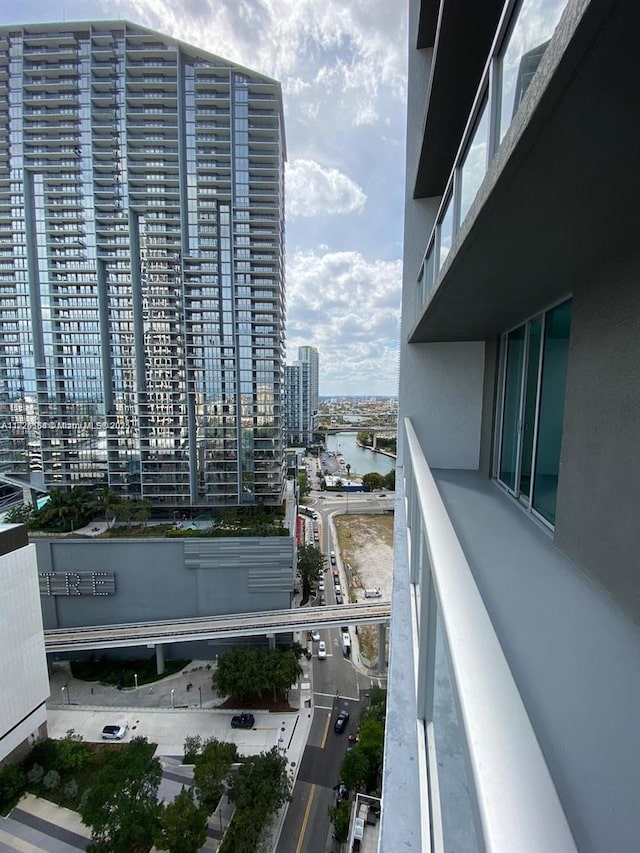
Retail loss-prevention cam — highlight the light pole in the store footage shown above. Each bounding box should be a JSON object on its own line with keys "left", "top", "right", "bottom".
{"left": 61, "top": 684, "right": 70, "bottom": 705}
{"left": 198, "top": 685, "right": 202, "bottom": 709}
{"left": 170, "top": 688, "right": 175, "bottom": 709}
{"left": 61, "top": 686, "right": 66, "bottom": 705}
{"left": 134, "top": 673, "right": 138, "bottom": 689}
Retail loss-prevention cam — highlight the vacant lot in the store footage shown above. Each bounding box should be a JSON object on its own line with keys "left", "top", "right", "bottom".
{"left": 334, "top": 513, "right": 393, "bottom": 663}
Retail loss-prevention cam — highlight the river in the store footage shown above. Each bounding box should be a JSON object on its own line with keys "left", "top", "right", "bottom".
{"left": 325, "top": 431, "right": 395, "bottom": 476}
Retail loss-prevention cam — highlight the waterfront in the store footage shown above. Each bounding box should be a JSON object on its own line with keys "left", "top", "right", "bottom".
{"left": 325, "top": 432, "right": 395, "bottom": 476}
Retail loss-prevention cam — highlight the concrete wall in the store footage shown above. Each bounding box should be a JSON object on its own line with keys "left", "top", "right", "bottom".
{"left": 555, "top": 248, "right": 640, "bottom": 622}
{"left": 36, "top": 536, "right": 295, "bottom": 630}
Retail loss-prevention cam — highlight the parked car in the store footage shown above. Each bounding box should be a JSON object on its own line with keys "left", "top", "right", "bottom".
{"left": 313, "top": 512, "right": 319, "bottom": 520}
{"left": 319, "top": 593, "right": 326, "bottom": 606}
{"left": 364, "top": 587, "right": 382, "bottom": 598}
{"left": 319, "top": 580, "right": 325, "bottom": 591}
{"left": 334, "top": 583, "right": 341, "bottom": 595}
{"left": 318, "top": 641, "right": 327, "bottom": 660}
{"left": 101, "top": 724, "right": 127, "bottom": 740}
{"left": 330, "top": 551, "right": 336, "bottom": 565}
{"left": 310, "top": 629, "right": 321, "bottom": 642}
{"left": 231, "top": 712, "right": 255, "bottom": 729}
{"left": 334, "top": 709, "right": 349, "bottom": 733}
{"left": 336, "top": 592, "right": 343, "bottom": 604}
{"left": 333, "top": 569, "right": 339, "bottom": 580}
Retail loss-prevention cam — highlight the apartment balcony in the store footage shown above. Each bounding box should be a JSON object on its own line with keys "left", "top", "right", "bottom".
{"left": 380, "top": 419, "right": 640, "bottom": 852}
{"left": 409, "top": 0, "right": 639, "bottom": 344}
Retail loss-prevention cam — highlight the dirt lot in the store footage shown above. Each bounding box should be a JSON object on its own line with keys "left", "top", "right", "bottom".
{"left": 334, "top": 513, "right": 393, "bottom": 662}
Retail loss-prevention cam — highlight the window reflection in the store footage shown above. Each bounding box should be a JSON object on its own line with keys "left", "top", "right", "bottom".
{"left": 498, "top": 0, "right": 569, "bottom": 144}
{"left": 459, "top": 98, "right": 489, "bottom": 224}
{"left": 438, "top": 194, "right": 454, "bottom": 272}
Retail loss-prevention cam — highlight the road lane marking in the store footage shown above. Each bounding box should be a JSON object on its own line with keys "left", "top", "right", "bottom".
{"left": 314, "top": 704, "right": 333, "bottom": 710}
{"left": 296, "top": 783, "right": 316, "bottom": 853}
{"left": 320, "top": 712, "right": 332, "bottom": 749}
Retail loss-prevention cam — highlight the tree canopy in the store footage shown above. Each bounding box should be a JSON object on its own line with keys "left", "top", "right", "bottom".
{"left": 192, "top": 738, "right": 238, "bottom": 814}
{"left": 212, "top": 647, "right": 302, "bottom": 703}
{"left": 79, "top": 736, "right": 162, "bottom": 853}
{"left": 297, "top": 544, "right": 326, "bottom": 599}
{"left": 155, "top": 785, "right": 209, "bottom": 853}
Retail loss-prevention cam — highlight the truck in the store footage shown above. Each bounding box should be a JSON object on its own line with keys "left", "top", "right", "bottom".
{"left": 342, "top": 631, "right": 351, "bottom": 657}
{"left": 364, "top": 587, "right": 382, "bottom": 598}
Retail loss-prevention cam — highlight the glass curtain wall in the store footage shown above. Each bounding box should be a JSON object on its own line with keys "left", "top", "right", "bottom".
{"left": 496, "top": 300, "right": 571, "bottom": 526}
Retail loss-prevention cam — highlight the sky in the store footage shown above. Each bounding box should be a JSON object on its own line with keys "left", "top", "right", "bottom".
{"left": 3, "top": 0, "right": 408, "bottom": 397}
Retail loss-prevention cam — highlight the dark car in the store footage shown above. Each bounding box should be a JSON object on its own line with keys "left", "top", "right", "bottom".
{"left": 334, "top": 709, "right": 350, "bottom": 733}
{"left": 336, "top": 592, "right": 343, "bottom": 604}
{"left": 231, "top": 712, "right": 255, "bottom": 729}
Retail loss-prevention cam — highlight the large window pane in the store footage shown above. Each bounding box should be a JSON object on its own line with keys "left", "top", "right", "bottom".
{"left": 499, "top": 325, "right": 525, "bottom": 491}
{"left": 498, "top": 0, "right": 569, "bottom": 145}
{"left": 460, "top": 98, "right": 489, "bottom": 224}
{"left": 519, "top": 316, "right": 542, "bottom": 498}
{"left": 532, "top": 301, "right": 571, "bottom": 524}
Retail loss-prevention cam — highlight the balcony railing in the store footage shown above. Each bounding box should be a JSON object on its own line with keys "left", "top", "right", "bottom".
{"left": 380, "top": 418, "right": 577, "bottom": 852}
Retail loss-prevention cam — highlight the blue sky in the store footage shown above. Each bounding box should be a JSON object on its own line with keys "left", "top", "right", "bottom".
{"left": 3, "top": 0, "right": 408, "bottom": 396}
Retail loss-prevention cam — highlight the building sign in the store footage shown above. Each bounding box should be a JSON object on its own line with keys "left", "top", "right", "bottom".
{"left": 39, "top": 571, "right": 115, "bottom": 597}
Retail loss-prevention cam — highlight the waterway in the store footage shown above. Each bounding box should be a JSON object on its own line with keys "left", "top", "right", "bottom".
{"left": 325, "top": 431, "right": 395, "bottom": 476}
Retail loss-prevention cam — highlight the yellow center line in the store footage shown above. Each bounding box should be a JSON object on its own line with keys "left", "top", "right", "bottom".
{"left": 320, "top": 711, "right": 332, "bottom": 749}
{"left": 296, "top": 783, "right": 316, "bottom": 853}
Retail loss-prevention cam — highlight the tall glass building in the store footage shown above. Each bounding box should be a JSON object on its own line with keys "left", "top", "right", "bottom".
{"left": 284, "top": 345, "right": 319, "bottom": 445}
{"left": 0, "top": 22, "right": 286, "bottom": 508}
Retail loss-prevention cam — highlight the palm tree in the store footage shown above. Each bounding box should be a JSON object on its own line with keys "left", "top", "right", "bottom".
{"left": 96, "top": 487, "right": 121, "bottom": 528}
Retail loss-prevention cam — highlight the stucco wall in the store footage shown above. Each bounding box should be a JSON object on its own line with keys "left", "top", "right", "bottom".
{"left": 555, "top": 249, "right": 640, "bottom": 622}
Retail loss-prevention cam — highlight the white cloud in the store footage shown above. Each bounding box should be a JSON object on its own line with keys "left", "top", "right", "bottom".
{"left": 287, "top": 159, "right": 366, "bottom": 219}
{"left": 286, "top": 249, "right": 402, "bottom": 395}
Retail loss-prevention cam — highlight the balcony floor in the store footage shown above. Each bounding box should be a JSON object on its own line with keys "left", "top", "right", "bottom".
{"left": 432, "top": 468, "right": 640, "bottom": 853}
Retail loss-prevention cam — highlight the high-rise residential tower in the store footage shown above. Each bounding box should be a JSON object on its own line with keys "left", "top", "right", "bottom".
{"left": 382, "top": 1, "right": 639, "bottom": 852}
{"left": 284, "top": 345, "right": 319, "bottom": 445}
{"left": 0, "top": 21, "right": 286, "bottom": 508}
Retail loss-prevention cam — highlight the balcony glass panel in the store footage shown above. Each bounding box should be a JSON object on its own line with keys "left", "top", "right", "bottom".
{"left": 437, "top": 193, "right": 454, "bottom": 273}
{"left": 498, "top": 0, "right": 569, "bottom": 145}
{"left": 459, "top": 98, "right": 489, "bottom": 225}
{"left": 499, "top": 324, "right": 525, "bottom": 491}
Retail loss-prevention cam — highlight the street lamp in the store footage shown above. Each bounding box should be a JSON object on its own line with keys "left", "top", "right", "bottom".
{"left": 170, "top": 688, "right": 175, "bottom": 709}
{"left": 61, "top": 685, "right": 70, "bottom": 705}
{"left": 134, "top": 673, "right": 138, "bottom": 689}
{"left": 198, "top": 685, "right": 202, "bottom": 709}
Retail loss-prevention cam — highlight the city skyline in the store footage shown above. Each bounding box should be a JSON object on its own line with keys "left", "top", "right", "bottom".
{"left": 0, "top": 0, "right": 408, "bottom": 397}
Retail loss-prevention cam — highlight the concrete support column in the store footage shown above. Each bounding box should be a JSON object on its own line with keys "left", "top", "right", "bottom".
{"left": 155, "top": 643, "right": 165, "bottom": 675}
{"left": 373, "top": 432, "right": 377, "bottom": 450}
{"left": 378, "top": 623, "right": 387, "bottom": 673}
{"left": 267, "top": 633, "right": 276, "bottom": 650}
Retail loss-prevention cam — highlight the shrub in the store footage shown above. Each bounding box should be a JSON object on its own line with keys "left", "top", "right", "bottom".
{"left": 27, "top": 764, "right": 45, "bottom": 785}
{"left": 43, "top": 770, "right": 60, "bottom": 791}
{"left": 0, "top": 763, "right": 27, "bottom": 813}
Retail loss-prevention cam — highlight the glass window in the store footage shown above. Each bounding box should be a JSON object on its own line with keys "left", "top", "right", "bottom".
{"left": 437, "top": 193, "right": 454, "bottom": 272}
{"left": 498, "top": 0, "right": 569, "bottom": 145}
{"left": 459, "top": 98, "right": 489, "bottom": 224}
{"left": 532, "top": 300, "right": 571, "bottom": 524}
{"left": 495, "top": 300, "right": 571, "bottom": 527}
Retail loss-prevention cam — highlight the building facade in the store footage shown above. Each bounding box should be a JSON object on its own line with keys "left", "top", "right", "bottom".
{"left": 284, "top": 345, "right": 319, "bottom": 445}
{"left": 0, "top": 524, "right": 49, "bottom": 766}
{"left": 382, "top": 1, "right": 640, "bottom": 852}
{"left": 0, "top": 22, "right": 286, "bottom": 509}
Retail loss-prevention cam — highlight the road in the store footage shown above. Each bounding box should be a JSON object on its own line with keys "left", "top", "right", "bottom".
{"left": 276, "top": 468, "right": 389, "bottom": 852}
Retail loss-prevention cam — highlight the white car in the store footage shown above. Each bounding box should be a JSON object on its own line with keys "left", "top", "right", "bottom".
{"left": 101, "top": 724, "right": 127, "bottom": 740}
{"left": 318, "top": 580, "right": 325, "bottom": 591}
{"left": 318, "top": 641, "right": 327, "bottom": 660}
{"left": 310, "top": 629, "right": 321, "bottom": 642}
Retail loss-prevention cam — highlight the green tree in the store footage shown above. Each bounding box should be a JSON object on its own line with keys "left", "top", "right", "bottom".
{"left": 56, "top": 729, "right": 92, "bottom": 773}
{"left": 383, "top": 469, "right": 395, "bottom": 490}
{"left": 117, "top": 499, "right": 133, "bottom": 529}
{"left": 340, "top": 747, "right": 369, "bottom": 792}
{"left": 192, "top": 738, "right": 238, "bottom": 814}
{"left": 96, "top": 487, "right": 121, "bottom": 527}
{"left": 227, "top": 747, "right": 291, "bottom": 821}
{"left": 297, "top": 544, "right": 326, "bottom": 600}
{"left": 362, "top": 472, "right": 385, "bottom": 491}
{"left": 328, "top": 799, "right": 351, "bottom": 844}
{"left": 134, "top": 498, "right": 152, "bottom": 527}
{"left": 0, "top": 763, "right": 27, "bottom": 813}
{"left": 345, "top": 463, "right": 351, "bottom": 480}
{"left": 155, "top": 786, "right": 208, "bottom": 853}
{"left": 212, "top": 647, "right": 265, "bottom": 701}
{"left": 297, "top": 471, "right": 311, "bottom": 498}
{"left": 260, "top": 649, "right": 303, "bottom": 702}
{"left": 79, "top": 736, "right": 162, "bottom": 853}
{"left": 3, "top": 502, "right": 34, "bottom": 526}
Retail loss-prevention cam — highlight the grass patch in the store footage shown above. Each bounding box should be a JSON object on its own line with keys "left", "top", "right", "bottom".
{"left": 70, "top": 655, "right": 190, "bottom": 688}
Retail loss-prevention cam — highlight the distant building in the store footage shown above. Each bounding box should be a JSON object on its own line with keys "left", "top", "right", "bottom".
{"left": 284, "top": 346, "right": 319, "bottom": 445}
{"left": 382, "top": 1, "right": 640, "bottom": 852}
{"left": 0, "top": 524, "right": 48, "bottom": 765}
{"left": 0, "top": 21, "right": 286, "bottom": 510}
